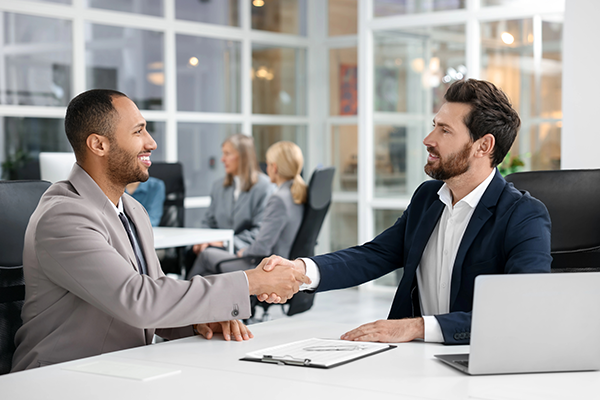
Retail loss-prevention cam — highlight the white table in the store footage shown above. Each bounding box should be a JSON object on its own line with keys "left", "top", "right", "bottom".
{"left": 153, "top": 227, "right": 234, "bottom": 253}
{"left": 2, "top": 317, "right": 599, "bottom": 399}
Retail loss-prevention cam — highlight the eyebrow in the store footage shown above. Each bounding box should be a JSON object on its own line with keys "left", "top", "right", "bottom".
{"left": 132, "top": 122, "right": 146, "bottom": 131}
{"left": 433, "top": 118, "right": 452, "bottom": 129}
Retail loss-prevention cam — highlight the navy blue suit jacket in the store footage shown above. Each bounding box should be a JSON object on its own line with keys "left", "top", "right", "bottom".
{"left": 312, "top": 170, "right": 551, "bottom": 344}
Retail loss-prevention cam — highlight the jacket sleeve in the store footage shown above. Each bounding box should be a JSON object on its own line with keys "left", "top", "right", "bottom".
{"left": 435, "top": 195, "right": 552, "bottom": 345}
{"left": 234, "top": 179, "right": 274, "bottom": 250}
{"left": 35, "top": 200, "right": 251, "bottom": 330}
{"left": 243, "top": 194, "right": 288, "bottom": 256}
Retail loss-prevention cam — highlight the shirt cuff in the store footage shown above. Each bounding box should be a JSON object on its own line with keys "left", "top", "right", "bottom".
{"left": 299, "top": 257, "right": 320, "bottom": 291}
{"left": 423, "top": 315, "right": 444, "bottom": 343}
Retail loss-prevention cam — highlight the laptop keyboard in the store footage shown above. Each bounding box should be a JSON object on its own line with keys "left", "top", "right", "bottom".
{"left": 455, "top": 360, "right": 469, "bottom": 368}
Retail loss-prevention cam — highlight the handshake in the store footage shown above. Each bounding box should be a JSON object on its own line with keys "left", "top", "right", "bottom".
{"left": 244, "top": 256, "right": 309, "bottom": 303}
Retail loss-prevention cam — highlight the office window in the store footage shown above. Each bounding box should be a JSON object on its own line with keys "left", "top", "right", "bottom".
{"left": 331, "top": 125, "right": 358, "bottom": 192}
{"left": 252, "top": 125, "right": 308, "bottom": 165}
{"left": 175, "top": 0, "right": 239, "bottom": 26}
{"left": 147, "top": 121, "right": 166, "bottom": 162}
{"left": 372, "top": 208, "right": 405, "bottom": 287}
{"left": 177, "top": 123, "right": 241, "bottom": 197}
{"left": 373, "top": 0, "right": 465, "bottom": 17}
{"left": 85, "top": 0, "right": 163, "bottom": 17}
{"left": 251, "top": 0, "right": 307, "bottom": 36}
{"left": 252, "top": 46, "right": 307, "bottom": 115}
{"left": 329, "top": 47, "right": 358, "bottom": 116}
{"left": 374, "top": 124, "right": 411, "bottom": 196}
{"left": 330, "top": 202, "right": 358, "bottom": 251}
{"left": 86, "top": 24, "right": 164, "bottom": 110}
{"left": 328, "top": 0, "right": 358, "bottom": 36}
{"left": 2, "top": 13, "right": 72, "bottom": 107}
{"left": 176, "top": 35, "right": 241, "bottom": 113}
{"left": 1, "top": 117, "right": 68, "bottom": 179}
{"left": 31, "top": 0, "right": 71, "bottom": 3}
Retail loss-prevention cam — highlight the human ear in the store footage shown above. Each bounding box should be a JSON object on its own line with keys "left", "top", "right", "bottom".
{"left": 86, "top": 134, "right": 110, "bottom": 158}
{"left": 475, "top": 134, "right": 495, "bottom": 159}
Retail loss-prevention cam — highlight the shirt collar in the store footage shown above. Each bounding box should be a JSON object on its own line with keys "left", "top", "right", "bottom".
{"left": 437, "top": 169, "right": 496, "bottom": 209}
{"left": 110, "top": 197, "right": 124, "bottom": 215}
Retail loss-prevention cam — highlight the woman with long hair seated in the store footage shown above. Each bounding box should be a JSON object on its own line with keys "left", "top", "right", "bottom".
{"left": 187, "top": 141, "right": 307, "bottom": 277}
{"left": 187, "top": 134, "right": 274, "bottom": 275}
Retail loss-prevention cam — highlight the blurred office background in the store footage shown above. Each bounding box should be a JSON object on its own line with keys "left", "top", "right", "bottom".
{"left": 0, "top": 0, "right": 573, "bottom": 289}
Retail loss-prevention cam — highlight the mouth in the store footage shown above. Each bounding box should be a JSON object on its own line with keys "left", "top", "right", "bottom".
{"left": 138, "top": 153, "right": 151, "bottom": 167}
{"left": 427, "top": 149, "right": 440, "bottom": 163}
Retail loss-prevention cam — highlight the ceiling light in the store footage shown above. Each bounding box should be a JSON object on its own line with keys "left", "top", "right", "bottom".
{"left": 189, "top": 57, "right": 199, "bottom": 67}
{"left": 501, "top": 32, "right": 515, "bottom": 45}
{"left": 253, "top": 0, "right": 265, "bottom": 7}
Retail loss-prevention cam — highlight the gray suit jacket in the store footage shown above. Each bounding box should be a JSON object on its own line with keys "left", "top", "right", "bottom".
{"left": 244, "top": 180, "right": 303, "bottom": 258}
{"left": 11, "top": 164, "right": 250, "bottom": 371}
{"left": 202, "top": 174, "right": 275, "bottom": 251}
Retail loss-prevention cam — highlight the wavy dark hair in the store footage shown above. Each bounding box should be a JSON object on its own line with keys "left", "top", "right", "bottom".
{"left": 444, "top": 79, "right": 520, "bottom": 167}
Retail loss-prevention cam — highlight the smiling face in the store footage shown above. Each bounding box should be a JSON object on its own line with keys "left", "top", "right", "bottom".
{"left": 221, "top": 141, "right": 240, "bottom": 176}
{"left": 423, "top": 102, "right": 474, "bottom": 181}
{"left": 106, "top": 96, "right": 156, "bottom": 186}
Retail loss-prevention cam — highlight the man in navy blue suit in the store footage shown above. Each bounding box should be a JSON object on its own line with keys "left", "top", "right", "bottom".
{"left": 261, "top": 79, "right": 551, "bottom": 345}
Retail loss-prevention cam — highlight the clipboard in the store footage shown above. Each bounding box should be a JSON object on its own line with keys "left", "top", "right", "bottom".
{"left": 240, "top": 338, "right": 396, "bottom": 369}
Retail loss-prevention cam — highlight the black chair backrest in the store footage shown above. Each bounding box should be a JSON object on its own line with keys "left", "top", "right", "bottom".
{"left": 286, "top": 167, "right": 335, "bottom": 316}
{"left": 505, "top": 169, "right": 600, "bottom": 272}
{"left": 288, "top": 167, "right": 336, "bottom": 260}
{"left": 148, "top": 162, "right": 185, "bottom": 228}
{"left": 0, "top": 180, "right": 51, "bottom": 375}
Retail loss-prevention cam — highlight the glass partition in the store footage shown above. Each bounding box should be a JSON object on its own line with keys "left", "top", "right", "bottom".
{"left": 85, "top": 0, "right": 163, "bottom": 17}
{"left": 175, "top": 0, "right": 239, "bottom": 26}
{"left": 373, "top": 0, "right": 465, "bottom": 17}
{"left": 329, "top": 47, "right": 358, "bottom": 116}
{"left": 252, "top": 125, "right": 308, "bottom": 166}
{"left": 251, "top": 0, "right": 307, "bottom": 36}
{"left": 328, "top": 0, "right": 358, "bottom": 36}
{"left": 331, "top": 125, "right": 358, "bottom": 192}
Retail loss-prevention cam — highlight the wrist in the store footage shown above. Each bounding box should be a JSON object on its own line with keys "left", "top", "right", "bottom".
{"left": 244, "top": 269, "right": 258, "bottom": 295}
{"left": 294, "top": 259, "right": 307, "bottom": 274}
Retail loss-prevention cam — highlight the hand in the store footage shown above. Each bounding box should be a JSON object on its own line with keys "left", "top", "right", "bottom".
{"left": 256, "top": 256, "right": 307, "bottom": 302}
{"left": 236, "top": 248, "right": 245, "bottom": 257}
{"left": 340, "top": 318, "right": 424, "bottom": 343}
{"left": 193, "top": 320, "right": 253, "bottom": 342}
{"left": 245, "top": 263, "right": 310, "bottom": 303}
{"left": 192, "top": 243, "right": 209, "bottom": 255}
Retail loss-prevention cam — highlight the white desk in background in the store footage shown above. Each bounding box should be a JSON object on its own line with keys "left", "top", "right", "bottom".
{"left": 152, "top": 227, "right": 234, "bottom": 253}
{"left": 2, "top": 317, "right": 598, "bottom": 400}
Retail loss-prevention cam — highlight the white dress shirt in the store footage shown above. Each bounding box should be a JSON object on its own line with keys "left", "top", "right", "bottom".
{"left": 301, "top": 169, "right": 496, "bottom": 342}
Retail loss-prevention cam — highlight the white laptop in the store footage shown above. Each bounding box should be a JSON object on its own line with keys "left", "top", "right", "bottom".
{"left": 39, "top": 152, "right": 76, "bottom": 183}
{"left": 435, "top": 272, "right": 600, "bottom": 375}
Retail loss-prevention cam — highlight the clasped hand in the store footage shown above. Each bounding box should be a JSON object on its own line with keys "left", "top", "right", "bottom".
{"left": 245, "top": 255, "right": 310, "bottom": 303}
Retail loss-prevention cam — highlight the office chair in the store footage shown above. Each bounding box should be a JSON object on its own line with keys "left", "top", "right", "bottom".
{"left": 505, "top": 169, "right": 600, "bottom": 272}
{"left": 0, "top": 180, "right": 51, "bottom": 375}
{"left": 148, "top": 162, "right": 186, "bottom": 275}
{"left": 216, "top": 166, "right": 336, "bottom": 319}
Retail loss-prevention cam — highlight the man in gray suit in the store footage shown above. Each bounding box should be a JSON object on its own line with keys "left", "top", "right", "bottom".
{"left": 11, "top": 89, "right": 308, "bottom": 371}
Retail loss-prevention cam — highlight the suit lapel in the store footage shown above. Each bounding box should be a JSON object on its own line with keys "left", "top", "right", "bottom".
{"left": 123, "top": 195, "right": 158, "bottom": 277}
{"left": 449, "top": 170, "right": 505, "bottom": 307}
{"left": 404, "top": 199, "right": 445, "bottom": 273}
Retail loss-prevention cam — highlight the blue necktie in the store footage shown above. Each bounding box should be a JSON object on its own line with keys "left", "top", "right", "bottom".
{"left": 118, "top": 212, "right": 148, "bottom": 275}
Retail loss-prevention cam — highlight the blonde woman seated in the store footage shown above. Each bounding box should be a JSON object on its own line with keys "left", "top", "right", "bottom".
{"left": 188, "top": 141, "right": 307, "bottom": 277}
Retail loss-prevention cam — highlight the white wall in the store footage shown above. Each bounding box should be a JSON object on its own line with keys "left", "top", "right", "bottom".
{"left": 561, "top": 0, "right": 600, "bottom": 169}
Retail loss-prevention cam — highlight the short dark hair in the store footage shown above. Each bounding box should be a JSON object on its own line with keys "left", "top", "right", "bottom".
{"left": 64, "top": 89, "right": 127, "bottom": 160}
{"left": 444, "top": 79, "right": 520, "bottom": 167}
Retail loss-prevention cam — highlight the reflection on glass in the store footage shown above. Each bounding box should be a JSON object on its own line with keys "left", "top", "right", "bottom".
{"left": 178, "top": 123, "right": 241, "bottom": 197}
{"left": 373, "top": 0, "right": 464, "bottom": 17}
{"left": 374, "top": 26, "right": 465, "bottom": 114}
{"left": 176, "top": 35, "right": 241, "bottom": 113}
{"left": 175, "top": 0, "right": 239, "bottom": 26}
{"left": 540, "top": 19, "right": 563, "bottom": 118}
{"left": 329, "top": 202, "right": 358, "bottom": 251}
{"left": 331, "top": 125, "right": 358, "bottom": 192}
{"left": 2, "top": 13, "right": 72, "bottom": 106}
{"left": 251, "top": 0, "right": 307, "bottom": 36}
{"left": 529, "top": 123, "right": 561, "bottom": 170}
{"left": 252, "top": 125, "right": 308, "bottom": 166}
{"left": 86, "top": 0, "right": 163, "bottom": 16}
{"left": 373, "top": 208, "right": 405, "bottom": 287}
{"left": 330, "top": 48, "right": 358, "bottom": 116}
{"left": 329, "top": 0, "right": 358, "bottom": 36}
{"left": 375, "top": 125, "right": 411, "bottom": 196}
{"left": 86, "top": 24, "right": 164, "bottom": 110}
{"left": 481, "top": 18, "right": 562, "bottom": 119}
{"left": 147, "top": 121, "right": 166, "bottom": 162}
{"left": 252, "top": 46, "right": 306, "bottom": 115}
{"left": 2, "top": 117, "right": 69, "bottom": 179}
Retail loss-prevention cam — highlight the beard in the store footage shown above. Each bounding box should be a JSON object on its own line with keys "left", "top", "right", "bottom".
{"left": 106, "top": 138, "right": 149, "bottom": 187}
{"left": 424, "top": 142, "right": 472, "bottom": 181}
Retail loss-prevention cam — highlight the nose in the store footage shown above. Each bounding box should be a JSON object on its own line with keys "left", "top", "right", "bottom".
{"left": 145, "top": 130, "right": 157, "bottom": 151}
{"left": 423, "top": 129, "right": 435, "bottom": 148}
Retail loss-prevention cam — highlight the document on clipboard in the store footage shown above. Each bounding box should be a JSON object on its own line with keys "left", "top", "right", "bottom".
{"left": 241, "top": 338, "right": 396, "bottom": 368}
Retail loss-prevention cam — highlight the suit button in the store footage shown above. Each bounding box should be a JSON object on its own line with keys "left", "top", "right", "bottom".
{"left": 454, "top": 333, "right": 460, "bottom": 340}
{"left": 232, "top": 309, "right": 239, "bottom": 317}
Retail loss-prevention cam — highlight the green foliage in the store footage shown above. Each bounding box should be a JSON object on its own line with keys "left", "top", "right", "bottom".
{"left": 498, "top": 152, "right": 525, "bottom": 177}
{"left": 1, "top": 149, "right": 31, "bottom": 180}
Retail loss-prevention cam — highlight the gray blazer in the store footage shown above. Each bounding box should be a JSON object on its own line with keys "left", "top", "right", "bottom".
{"left": 244, "top": 180, "right": 303, "bottom": 258}
{"left": 11, "top": 164, "right": 250, "bottom": 371}
{"left": 202, "top": 174, "right": 275, "bottom": 251}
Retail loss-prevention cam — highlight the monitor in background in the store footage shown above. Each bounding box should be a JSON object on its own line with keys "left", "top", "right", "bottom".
{"left": 39, "top": 152, "right": 76, "bottom": 183}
